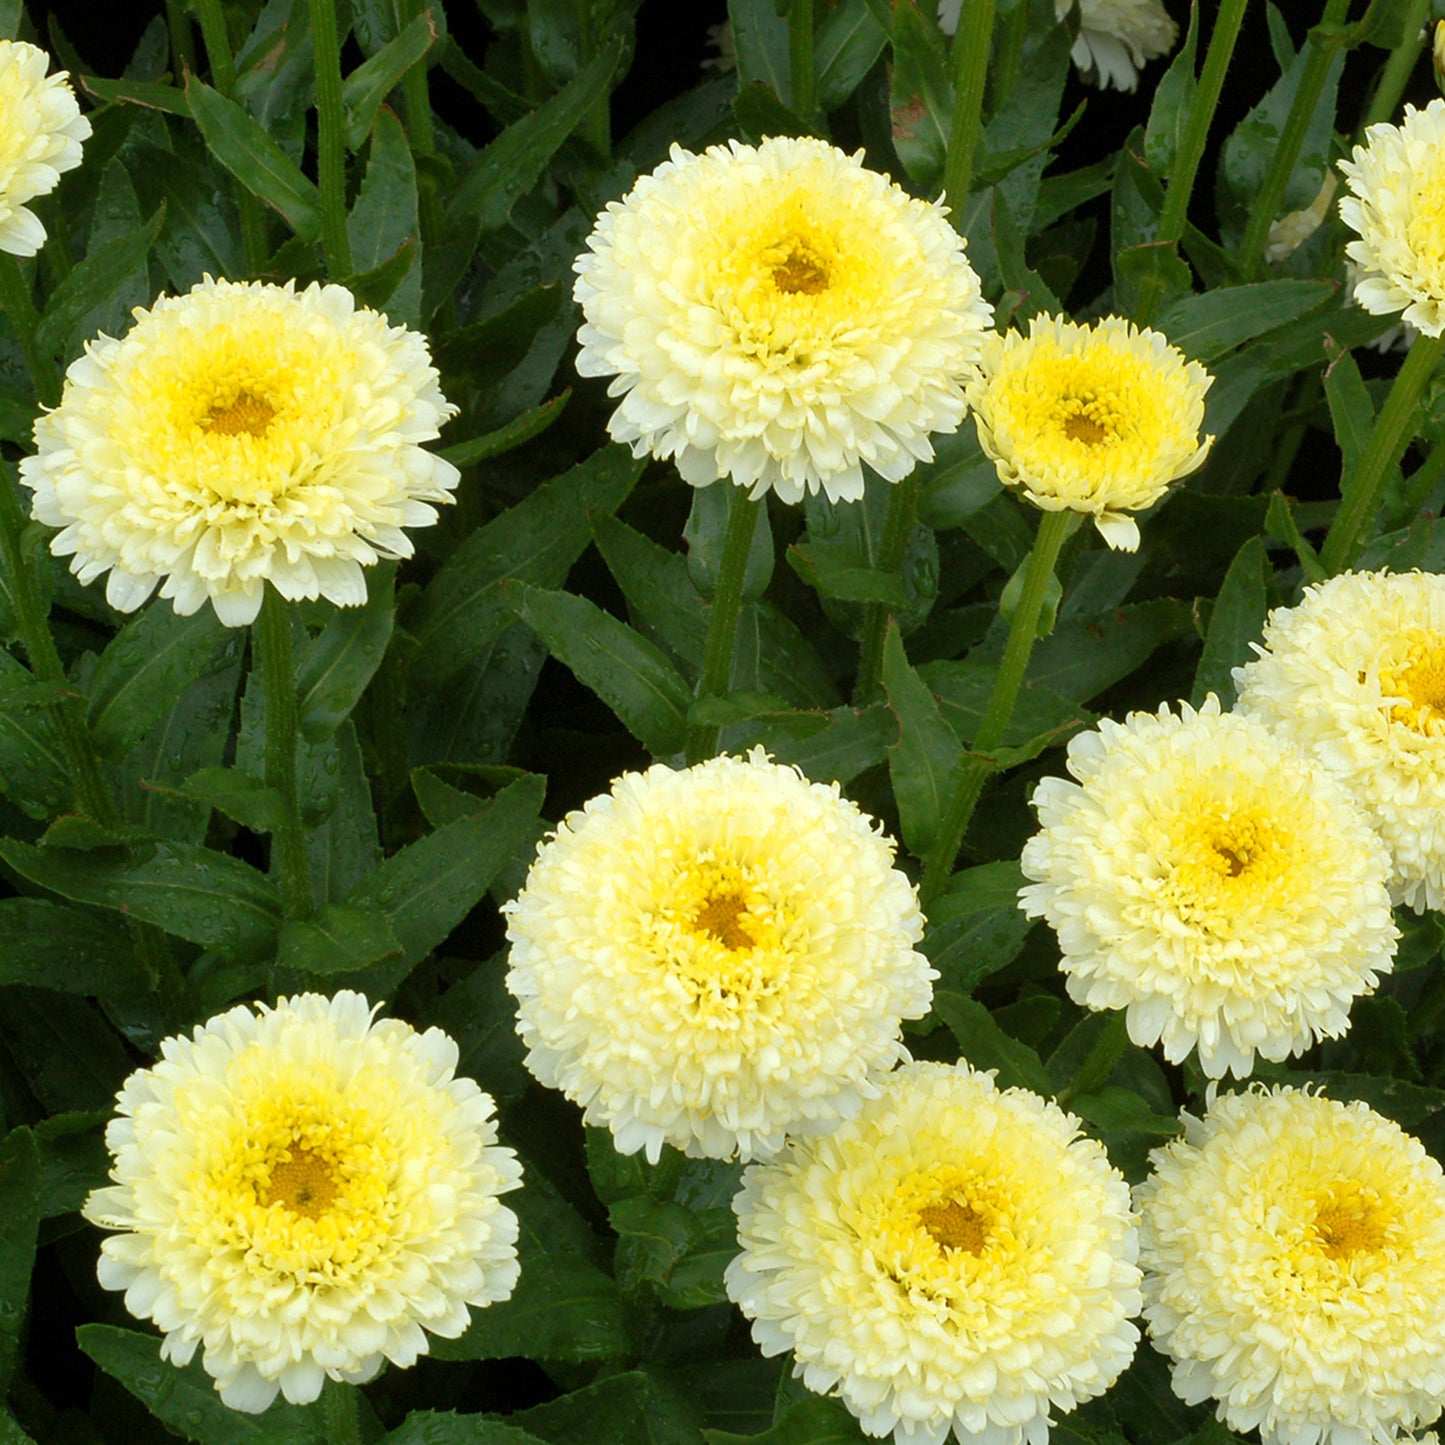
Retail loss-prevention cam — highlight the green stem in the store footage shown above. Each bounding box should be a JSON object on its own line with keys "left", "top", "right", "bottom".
{"left": 320, "top": 1379, "right": 362, "bottom": 1445}
{"left": 396, "top": 0, "right": 442, "bottom": 253}
{"left": 684, "top": 488, "right": 763, "bottom": 765}
{"left": 0, "top": 468, "right": 182, "bottom": 1001}
{"left": 0, "top": 256, "right": 60, "bottom": 408}
{"left": 194, "top": 0, "right": 267, "bottom": 271}
{"left": 1361, "top": 0, "right": 1431, "bottom": 131}
{"left": 941, "top": 0, "right": 996, "bottom": 222}
{"left": 1321, "top": 331, "right": 1445, "bottom": 573}
{"left": 1237, "top": 0, "right": 1349, "bottom": 279}
{"left": 789, "top": 0, "right": 816, "bottom": 121}
{"left": 854, "top": 473, "right": 920, "bottom": 703}
{"left": 920, "top": 508, "right": 1072, "bottom": 906}
{"left": 254, "top": 589, "right": 312, "bottom": 918}
{"left": 1136, "top": 0, "right": 1248, "bottom": 323}
{"left": 309, "top": 0, "right": 353, "bottom": 278}
{"left": 1056, "top": 1012, "right": 1129, "bottom": 1109}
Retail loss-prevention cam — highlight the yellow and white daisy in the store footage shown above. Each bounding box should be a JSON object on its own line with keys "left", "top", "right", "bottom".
{"left": 23, "top": 276, "right": 459, "bottom": 626}
{"left": 1138, "top": 1086, "right": 1445, "bottom": 1445}
{"left": 1020, "top": 696, "right": 1398, "bottom": 1079}
{"left": 82, "top": 992, "right": 521, "bottom": 1413}
{"left": 1339, "top": 98, "right": 1445, "bottom": 337}
{"left": 503, "top": 749, "right": 933, "bottom": 1162}
{"left": 573, "top": 135, "right": 993, "bottom": 504}
{"left": 938, "top": 0, "right": 1176, "bottom": 93}
{"left": 1235, "top": 568, "right": 1445, "bottom": 910}
{"left": 0, "top": 40, "right": 90, "bottom": 256}
{"left": 966, "top": 315, "right": 1212, "bottom": 550}
{"left": 726, "top": 1060, "right": 1142, "bottom": 1445}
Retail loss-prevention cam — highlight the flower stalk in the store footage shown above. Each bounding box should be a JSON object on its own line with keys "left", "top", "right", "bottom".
{"left": 921, "top": 507, "right": 1073, "bottom": 906}
{"left": 254, "top": 588, "right": 313, "bottom": 919}
{"left": 309, "top": 0, "right": 353, "bottom": 279}
{"left": 1320, "top": 330, "right": 1445, "bottom": 574}
{"left": 1135, "top": 0, "right": 1248, "bottom": 324}
{"left": 685, "top": 487, "right": 763, "bottom": 764}
{"left": 854, "top": 473, "right": 920, "bottom": 703}
{"left": 1236, "top": 0, "right": 1351, "bottom": 280}
{"left": 789, "top": 0, "right": 816, "bottom": 122}
{"left": 941, "top": 0, "right": 996, "bottom": 222}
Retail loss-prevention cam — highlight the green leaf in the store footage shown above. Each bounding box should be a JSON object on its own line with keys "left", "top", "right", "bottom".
{"left": 185, "top": 76, "right": 323, "bottom": 239}
{"left": 275, "top": 902, "right": 403, "bottom": 974}
{"left": 347, "top": 774, "right": 546, "bottom": 968}
{"left": 509, "top": 583, "right": 693, "bottom": 757}
{"left": 306, "top": 719, "right": 382, "bottom": 905}
{"left": 705, "top": 1396, "right": 866, "bottom": 1445}
{"left": 346, "top": 108, "right": 420, "bottom": 322}
{"left": 379, "top": 1417, "right": 548, "bottom": 1445}
{"left": 1157, "top": 280, "right": 1334, "bottom": 362}
{"left": 2, "top": 990, "right": 135, "bottom": 1113}
{"left": 132, "top": 140, "right": 246, "bottom": 293}
{"left": 816, "top": 0, "right": 888, "bottom": 111}
{"left": 610, "top": 1196, "right": 737, "bottom": 1309}
{"left": 0, "top": 839, "right": 282, "bottom": 958}
{"left": 78, "top": 1324, "right": 325, "bottom": 1444}
{"left": 1324, "top": 343, "right": 1375, "bottom": 498}
{"left": 295, "top": 575, "right": 395, "bottom": 742}
{"left": 0, "top": 1129, "right": 39, "bottom": 1395}
{"left": 1071, "top": 1086, "right": 1182, "bottom": 1139}
{"left": 729, "top": 0, "right": 792, "bottom": 102}
{"left": 509, "top": 1371, "right": 704, "bottom": 1445}
{"left": 733, "top": 81, "right": 816, "bottom": 142}
{"left": 788, "top": 543, "right": 908, "bottom": 605}
{"left": 34, "top": 207, "right": 164, "bottom": 361}
{"left": 341, "top": 10, "right": 440, "bottom": 150}
{"left": 87, "top": 606, "right": 230, "bottom": 759}
{"left": 881, "top": 622, "right": 962, "bottom": 857}
{"left": 408, "top": 445, "right": 643, "bottom": 681}
{"left": 934, "top": 991, "right": 1055, "bottom": 1095}
{"left": 737, "top": 703, "right": 894, "bottom": 784}
{"left": 439, "top": 391, "right": 571, "bottom": 468}
{"left": 0, "top": 898, "right": 148, "bottom": 993}
{"left": 0, "top": 652, "right": 71, "bottom": 818}
{"left": 446, "top": 39, "right": 624, "bottom": 231}
{"left": 1143, "top": 1, "right": 1197, "bottom": 178}
{"left": 79, "top": 73, "right": 190, "bottom": 115}
{"left": 889, "top": 0, "right": 952, "bottom": 189}
{"left": 1191, "top": 536, "right": 1267, "bottom": 709}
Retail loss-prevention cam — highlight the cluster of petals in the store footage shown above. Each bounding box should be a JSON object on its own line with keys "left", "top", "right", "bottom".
{"left": 1235, "top": 568, "right": 1445, "bottom": 910}
{"left": 938, "top": 0, "right": 1176, "bottom": 92}
{"left": 24, "top": 276, "right": 459, "bottom": 626}
{"left": 0, "top": 39, "right": 89, "bottom": 256}
{"left": 82, "top": 992, "right": 522, "bottom": 1413}
{"left": 1338, "top": 98, "right": 1445, "bottom": 337}
{"left": 726, "top": 1060, "right": 1141, "bottom": 1445}
{"left": 503, "top": 749, "right": 933, "bottom": 1162}
{"left": 1020, "top": 696, "right": 1398, "bottom": 1079}
{"left": 1137, "top": 1086, "right": 1445, "bottom": 1445}
{"left": 573, "top": 135, "right": 993, "bottom": 504}
{"left": 966, "top": 315, "right": 1213, "bottom": 551}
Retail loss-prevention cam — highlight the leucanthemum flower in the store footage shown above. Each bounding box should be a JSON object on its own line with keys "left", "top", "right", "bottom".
{"left": 573, "top": 135, "right": 993, "bottom": 504}
{"left": 938, "top": 0, "right": 1176, "bottom": 93}
{"left": 23, "top": 276, "right": 459, "bottom": 626}
{"left": 503, "top": 749, "right": 933, "bottom": 1162}
{"left": 0, "top": 40, "right": 90, "bottom": 257}
{"left": 726, "top": 1060, "right": 1142, "bottom": 1445}
{"left": 81, "top": 992, "right": 522, "bottom": 1413}
{"left": 1338, "top": 98, "right": 1445, "bottom": 337}
{"left": 1020, "top": 696, "right": 1398, "bottom": 1080}
{"left": 1235, "top": 569, "right": 1445, "bottom": 911}
{"left": 1137, "top": 1086, "right": 1445, "bottom": 1445}
{"left": 966, "top": 315, "right": 1213, "bottom": 551}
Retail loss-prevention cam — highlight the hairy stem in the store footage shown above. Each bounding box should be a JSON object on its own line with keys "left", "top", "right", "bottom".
{"left": 854, "top": 473, "right": 920, "bottom": 703}
{"left": 309, "top": 0, "right": 353, "bottom": 278}
{"left": 941, "top": 0, "right": 996, "bottom": 223}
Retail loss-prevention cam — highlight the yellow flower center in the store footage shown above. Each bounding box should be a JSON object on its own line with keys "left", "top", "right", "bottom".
{"left": 1058, "top": 395, "right": 1117, "bottom": 448}
{"left": 1172, "top": 809, "right": 1283, "bottom": 899}
{"left": 1407, "top": 167, "right": 1445, "bottom": 275}
{"left": 203, "top": 389, "right": 277, "bottom": 438}
{"left": 1380, "top": 630, "right": 1445, "bottom": 735}
{"left": 770, "top": 242, "right": 831, "bottom": 296}
{"left": 917, "top": 1198, "right": 990, "bottom": 1254}
{"left": 261, "top": 1145, "right": 339, "bottom": 1220}
{"left": 1311, "top": 1182, "right": 1390, "bottom": 1261}
{"left": 693, "top": 891, "right": 754, "bottom": 950}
